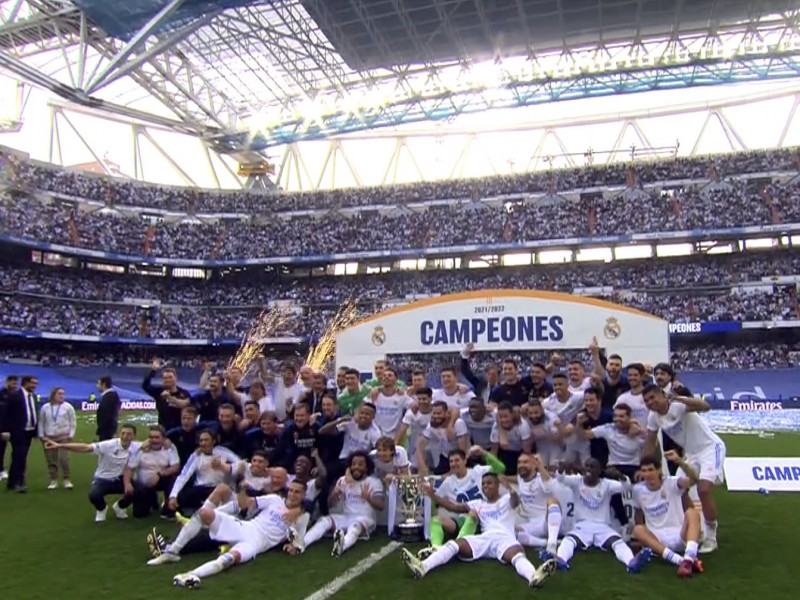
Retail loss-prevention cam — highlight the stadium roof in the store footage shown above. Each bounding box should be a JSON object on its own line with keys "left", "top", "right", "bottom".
{"left": 0, "top": 0, "right": 799, "bottom": 157}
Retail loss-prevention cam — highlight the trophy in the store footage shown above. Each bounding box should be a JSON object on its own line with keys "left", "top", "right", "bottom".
{"left": 396, "top": 475, "right": 425, "bottom": 542}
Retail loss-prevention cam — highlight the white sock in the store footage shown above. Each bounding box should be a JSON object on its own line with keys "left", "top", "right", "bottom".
{"left": 662, "top": 548, "right": 682, "bottom": 565}
{"left": 511, "top": 553, "right": 536, "bottom": 582}
{"left": 189, "top": 554, "right": 233, "bottom": 578}
{"left": 685, "top": 540, "right": 699, "bottom": 559}
{"left": 343, "top": 524, "right": 361, "bottom": 551}
{"left": 517, "top": 532, "right": 548, "bottom": 548}
{"left": 704, "top": 520, "right": 718, "bottom": 541}
{"left": 387, "top": 480, "right": 398, "bottom": 536}
{"left": 546, "top": 505, "right": 562, "bottom": 548}
{"left": 612, "top": 539, "right": 635, "bottom": 567}
{"left": 556, "top": 537, "right": 576, "bottom": 563}
{"left": 201, "top": 499, "right": 215, "bottom": 511}
{"left": 169, "top": 514, "right": 202, "bottom": 553}
{"left": 421, "top": 540, "right": 459, "bottom": 574}
{"left": 303, "top": 516, "right": 332, "bottom": 547}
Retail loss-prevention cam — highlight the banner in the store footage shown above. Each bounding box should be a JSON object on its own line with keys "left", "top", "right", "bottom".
{"left": 724, "top": 457, "right": 800, "bottom": 492}
{"left": 668, "top": 321, "right": 742, "bottom": 334}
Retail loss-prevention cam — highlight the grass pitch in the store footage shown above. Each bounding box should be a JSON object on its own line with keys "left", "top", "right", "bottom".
{"left": 1, "top": 414, "right": 796, "bottom": 600}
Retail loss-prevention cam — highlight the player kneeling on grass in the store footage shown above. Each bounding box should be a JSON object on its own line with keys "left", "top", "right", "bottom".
{"left": 401, "top": 472, "right": 557, "bottom": 589}
{"left": 554, "top": 458, "right": 653, "bottom": 573}
{"left": 507, "top": 452, "right": 563, "bottom": 557}
{"left": 152, "top": 482, "right": 308, "bottom": 589}
{"left": 302, "top": 450, "right": 385, "bottom": 557}
{"left": 632, "top": 451, "right": 704, "bottom": 578}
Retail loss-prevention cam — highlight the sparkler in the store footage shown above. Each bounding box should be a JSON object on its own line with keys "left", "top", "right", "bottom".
{"left": 306, "top": 298, "right": 363, "bottom": 371}
{"left": 228, "top": 306, "right": 291, "bottom": 373}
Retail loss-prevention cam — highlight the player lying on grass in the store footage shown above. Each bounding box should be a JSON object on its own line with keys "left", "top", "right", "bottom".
{"left": 416, "top": 446, "right": 505, "bottom": 560}
{"left": 553, "top": 458, "right": 653, "bottom": 573}
{"left": 149, "top": 481, "right": 308, "bottom": 589}
{"left": 632, "top": 451, "right": 704, "bottom": 578}
{"left": 401, "top": 472, "right": 557, "bottom": 589}
{"left": 302, "top": 450, "right": 385, "bottom": 557}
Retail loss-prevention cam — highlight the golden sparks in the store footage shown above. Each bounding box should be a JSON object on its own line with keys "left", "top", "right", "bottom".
{"left": 306, "top": 299, "right": 363, "bottom": 371}
{"left": 228, "top": 307, "right": 291, "bottom": 373}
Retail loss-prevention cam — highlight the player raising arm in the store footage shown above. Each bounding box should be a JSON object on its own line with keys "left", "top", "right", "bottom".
{"left": 401, "top": 472, "right": 556, "bottom": 589}
{"left": 642, "top": 384, "right": 726, "bottom": 553}
{"left": 632, "top": 451, "right": 704, "bottom": 578}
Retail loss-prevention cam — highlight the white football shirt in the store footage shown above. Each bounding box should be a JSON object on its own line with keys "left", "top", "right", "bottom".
{"left": 543, "top": 392, "right": 585, "bottom": 426}
{"left": 92, "top": 439, "right": 141, "bottom": 480}
{"left": 128, "top": 446, "right": 179, "bottom": 486}
{"left": 402, "top": 409, "right": 431, "bottom": 467}
{"left": 432, "top": 387, "right": 471, "bottom": 411}
{"left": 646, "top": 402, "right": 724, "bottom": 456}
{"left": 373, "top": 391, "right": 411, "bottom": 437}
{"left": 489, "top": 420, "right": 532, "bottom": 451}
{"left": 559, "top": 474, "right": 625, "bottom": 524}
{"left": 252, "top": 494, "right": 294, "bottom": 547}
{"left": 515, "top": 474, "right": 555, "bottom": 521}
{"left": 338, "top": 475, "right": 384, "bottom": 520}
{"left": 337, "top": 420, "right": 382, "bottom": 459}
{"left": 466, "top": 494, "right": 517, "bottom": 535}
{"left": 369, "top": 446, "right": 410, "bottom": 479}
{"left": 423, "top": 419, "right": 469, "bottom": 459}
{"left": 631, "top": 477, "right": 686, "bottom": 531}
{"left": 591, "top": 424, "right": 644, "bottom": 466}
{"left": 459, "top": 408, "right": 494, "bottom": 448}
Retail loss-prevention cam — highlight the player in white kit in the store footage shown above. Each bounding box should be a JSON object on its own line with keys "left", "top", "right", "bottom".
{"left": 302, "top": 450, "right": 385, "bottom": 557}
{"left": 417, "top": 446, "right": 506, "bottom": 559}
{"left": 632, "top": 452, "right": 704, "bottom": 578}
{"left": 401, "top": 472, "right": 557, "bottom": 589}
{"left": 555, "top": 458, "right": 653, "bottom": 573}
{"left": 643, "top": 384, "right": 726, "bottom": 553}
{"left": 542, "top": 374, "right": 585, "bottom": 469}
{"left": 167, "top": 481, "right": 309, "bottom": 588}
{"left": 368, "top": 367, "right": 412, "bottom": 438}
{"left": 394, "top": 387, "right": 433, "bottom": 472}
{"left": 614, "top": 364, "right": 648, "bottom": 431}
{"left": 507, "top": 452, "right": 563, "bottom": 557}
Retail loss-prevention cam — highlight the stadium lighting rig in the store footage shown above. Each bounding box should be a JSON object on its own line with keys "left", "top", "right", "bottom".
{"left": 235, "top": 16, "right": 800, "bottom": 149}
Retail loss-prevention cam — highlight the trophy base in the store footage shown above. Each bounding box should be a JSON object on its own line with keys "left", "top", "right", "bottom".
{"left": 397, "top": 522, "right": 424, "bottom": 543}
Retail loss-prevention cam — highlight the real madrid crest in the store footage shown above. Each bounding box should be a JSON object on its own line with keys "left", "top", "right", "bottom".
{"left": 371, "top": 325, "right": 386, "bottom": 346}
{"left": 603, "top": 316, "right": 622, "bottom": 340}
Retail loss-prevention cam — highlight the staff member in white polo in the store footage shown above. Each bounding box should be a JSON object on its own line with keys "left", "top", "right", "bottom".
{"left": 38, "top": 387, "right": 76, "bottom": 490}
{"left": 45, "top": 423, "right": 141, "bottom": 522}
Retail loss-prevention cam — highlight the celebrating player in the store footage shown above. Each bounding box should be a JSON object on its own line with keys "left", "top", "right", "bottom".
{"left": 167, "top": 482, "right": 309, "bottom": 588}
{"left": 400, "top": 472, "right": 556, "bottom": 589}
{"left": 509, "top": 452, "right": 563, "bottom": 557}
{"left": 554, "top": 458, "right": 652, "bottom": 573}
{"left": 632, "top": 451, "right": 704, "bottom": 577}
{"left": 643, "top": 384, "right": 726, "bottom": 553}
{"left": 302, "top": 450, "right": 385, "bottom": 557}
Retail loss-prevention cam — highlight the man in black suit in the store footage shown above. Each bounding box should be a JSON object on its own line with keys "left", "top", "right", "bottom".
{"left": 0, "top": 375, "right": 18, "bottom": 481}
{"left": 96, "top": 376, "right": 120, "bottom": 441}
{"left": 0, "top": 375, "right": 39, "bottom": 492}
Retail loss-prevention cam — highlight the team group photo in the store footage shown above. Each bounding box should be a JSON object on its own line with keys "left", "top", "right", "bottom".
{"left": 0, "top": 1, "right": 798, "bottom": 600}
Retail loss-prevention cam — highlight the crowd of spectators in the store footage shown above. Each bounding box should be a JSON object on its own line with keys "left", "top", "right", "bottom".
{"left": 2, "top": 145, "right": 797, "bottom": 213}
{"left": 2, "top": 251, "right": 799, "bottom": 308}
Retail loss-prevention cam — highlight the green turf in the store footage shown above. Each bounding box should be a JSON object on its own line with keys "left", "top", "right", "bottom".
{"left": 1, "top": 413, "right": 797, "bottom": 599}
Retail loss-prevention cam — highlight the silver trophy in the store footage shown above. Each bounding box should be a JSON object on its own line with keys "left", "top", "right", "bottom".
{"left": 396, "top": 475, "right": 425, "bottom": 542}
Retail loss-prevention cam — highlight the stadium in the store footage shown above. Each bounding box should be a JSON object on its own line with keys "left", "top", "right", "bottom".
{"left": 0, "top": 0, "right": 799, "bottom": 598}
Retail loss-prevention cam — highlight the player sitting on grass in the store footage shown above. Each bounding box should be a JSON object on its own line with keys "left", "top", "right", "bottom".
{"left": 506, "top": 451, "right": 563, "bottom": 557}
{"left": 401, "top": 472, "right": 557, "bottom": 589}
{"left": 302, "top": 450, "right": 385, "bottom": 557}
{"left": 554, "top": 458, "right": 653, "bottom": 573}
{"left": 152, "top": 482, "right": 308, "bottom": 589}
{"left": 632, "top": 451, "right": 704, "bottom": 578}
{"left": 417, "top": 446, "right": 505, "bottom": 560}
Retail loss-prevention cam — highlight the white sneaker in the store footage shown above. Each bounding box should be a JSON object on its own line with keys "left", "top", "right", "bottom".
{"left": 530, "top": 559, "right": 557, "bottom": 588}
{"left": 400, "top": 547, "right": 425, "bottom": 579}
{"left": 331, "top": 528, "right": 345, "bottom": 557}
{"left": 147, "top": 552, "right": 181, "bottom": 566}
{"left": 95, "top": 508, "right": 108, "bottom": 523}
{"left": 112, "top": 501, "right": 128, "bottom": 520}
{"left": 0, "top": 471, "right": 8, "bottom": 481}
{"left": 699, "top": 538, "right": 718, "bottom": 554}
{"left": 63, "top": 480, "right": 73, "bottom": 490}
{"left": 173, "top": 573, "right": 200, "bottom": 589}
{"left": 48, "top": 481, "right": 57, "bottom": 490}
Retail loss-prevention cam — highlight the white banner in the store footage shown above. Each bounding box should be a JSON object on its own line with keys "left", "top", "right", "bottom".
{"left": 724, "top": 457, "right": 800, "bottom": 492}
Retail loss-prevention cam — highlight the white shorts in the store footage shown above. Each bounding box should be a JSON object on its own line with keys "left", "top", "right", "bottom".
{"left": 461, "top": 532, "right": 521, "bottom": 563}
{"left": 568, "top": 521, "right": 620, "bottom": 548}
{"left": 209, "top": 512, "right": 270, "bottom": 563}
{"left": 688, "top": 443, "right": 726, "bottom": 485}
{"left": 330, "top": 514, "right": 376, "bottom": 539}
{"left": 517, "top": 514, "right": 548, "bottom": 540}
{"left": 653, "top": 526, "right": 686, "bottom": 552}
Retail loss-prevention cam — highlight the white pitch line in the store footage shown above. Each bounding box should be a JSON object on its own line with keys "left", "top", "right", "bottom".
{"left": 301, "top": 541, "right": 402, "bottom": 600}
